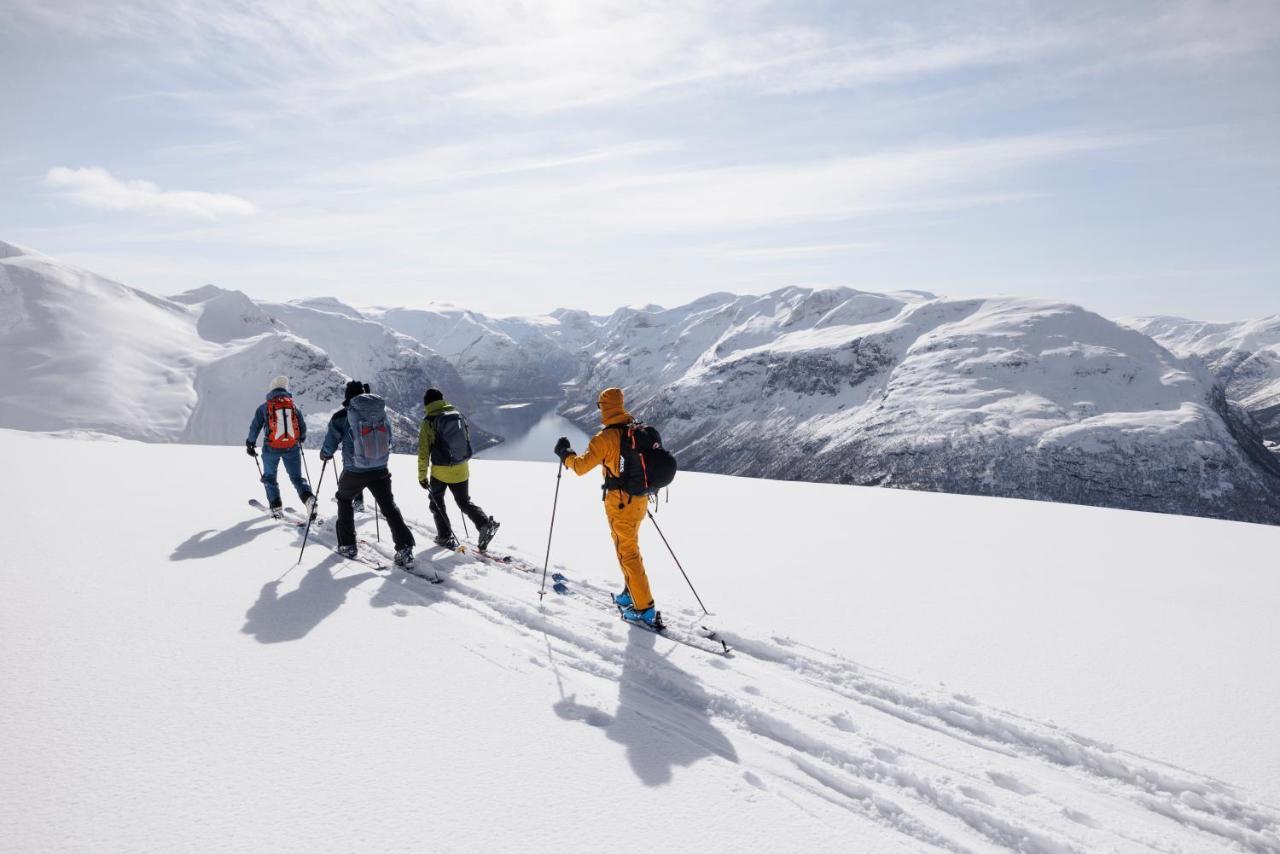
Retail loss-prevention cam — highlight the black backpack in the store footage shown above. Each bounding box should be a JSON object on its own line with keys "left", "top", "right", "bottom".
{"left": 607, "top": 422, "right": 677, "bottom": 496}
{"left": 427, "top": 410, "right": 474, "bottom": 466}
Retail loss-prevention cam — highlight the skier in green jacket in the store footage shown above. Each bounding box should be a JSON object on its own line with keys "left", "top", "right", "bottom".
{"left": 418, "top": 388, "right": 499, "bottom": 551}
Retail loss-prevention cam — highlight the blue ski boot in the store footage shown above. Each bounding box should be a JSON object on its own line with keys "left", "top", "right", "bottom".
{"left": 613, "top": 589, "right": 633, "bottom": 610}
{"left": 620, "top": 604, "right": 664, "bottom": 631}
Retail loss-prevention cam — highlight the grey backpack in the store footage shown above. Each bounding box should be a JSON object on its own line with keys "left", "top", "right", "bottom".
{"left": 347, "top": 394, "right": 391, "bottom": 469}
{"left": 428, "top": 410, "right": 473, "bottom": 466}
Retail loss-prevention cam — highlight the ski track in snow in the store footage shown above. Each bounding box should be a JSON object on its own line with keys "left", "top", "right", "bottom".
{"left": 275, "top": 508, "right": 1280, "bottom": 854}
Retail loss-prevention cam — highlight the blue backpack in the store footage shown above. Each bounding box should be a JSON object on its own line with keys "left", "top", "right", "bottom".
{"left": 347, "top": 394, "right": 391, "bottom": 469}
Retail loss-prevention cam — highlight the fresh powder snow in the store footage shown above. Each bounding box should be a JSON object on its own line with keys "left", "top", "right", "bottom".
{"left": 3, "top": 429, "right": 1278, "bottom": 853}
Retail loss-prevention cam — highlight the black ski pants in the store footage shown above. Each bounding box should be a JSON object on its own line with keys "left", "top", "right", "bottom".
{"left": 335, "top": 467, "right": 414, "bottom": 551}
{"left": 428, "top": 477, "right": 488, "bottom": 539}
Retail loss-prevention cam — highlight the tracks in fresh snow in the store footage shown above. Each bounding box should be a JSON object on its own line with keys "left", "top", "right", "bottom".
{"left": 270, "top": 510, "right": 1280, "bottom": 853}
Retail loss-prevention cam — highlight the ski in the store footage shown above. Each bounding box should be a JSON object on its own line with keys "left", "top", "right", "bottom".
{"left": 610, "top": 596, "right": 730, "bottom": 656}
{"left": 462, "top": 547, "right": 571, "bottom": 594}
{"left": 249, "top": 498, "right": 304, "bottom": 527}
{"left": 359, "top": 539, "right": 444, "bottom": 584}
{"left": 623, "top": 613, "right": 731, "bottom": 656}
{"left": 339, "top": 546, "right": 389, "bottom": 572}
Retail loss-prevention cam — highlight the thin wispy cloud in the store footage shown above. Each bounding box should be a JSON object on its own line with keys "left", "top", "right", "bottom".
{"left": 3, "top": 1, "right": 1278, "bottom": 318}
{"left": 45, "top": 167, "right": 259, "bottom": 220}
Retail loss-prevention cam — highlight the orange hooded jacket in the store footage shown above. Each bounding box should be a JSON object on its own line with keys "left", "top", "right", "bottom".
{"left": 561, "top": 387, "right": 655, "bottom": 609}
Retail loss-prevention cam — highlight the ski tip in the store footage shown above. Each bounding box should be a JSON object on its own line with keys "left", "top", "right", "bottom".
{"left": 552, "top": 582, "right": 570, "bottom": 595}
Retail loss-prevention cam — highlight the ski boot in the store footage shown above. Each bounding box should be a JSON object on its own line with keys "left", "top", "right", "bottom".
{"left": 613, "top": 589, "right": 633, "bottom": 610}
{"left": 269, "top": 502, "right": 284, "bottom": 520}
{"left": 301, "top": 494, "right": 318, "bottom": 521}
{"left": 620, "top": 603, "right": 664, "bottom": 631}
{"left": 336, "top": 544, "right": 357, "bottom": 559}
{"left": 393, "top": 548, "right": 414, "bottom": 568}
{"left": 434, "top": 534, "right": 460, "bottom": 550}
{"left": 477, "top": 517, "right": 500, "bottom": 552}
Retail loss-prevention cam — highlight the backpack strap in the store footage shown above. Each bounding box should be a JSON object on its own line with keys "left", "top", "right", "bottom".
{"left": 601, "top": 421, "right": 634, "bottom": 493}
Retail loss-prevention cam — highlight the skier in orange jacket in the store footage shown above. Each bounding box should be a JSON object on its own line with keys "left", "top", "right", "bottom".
{"left": 554, "top": 387, "right": 659, "bottom": 627}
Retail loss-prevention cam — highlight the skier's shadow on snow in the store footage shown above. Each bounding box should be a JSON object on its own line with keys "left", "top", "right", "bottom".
{"left": 170, "top": 518, "right": 277, "bottom": 561}
{"left": 553, "top": 627, "right": 738, "bottom": 786}
{"left": 241, "top": 554, "right": 377, "bottom": 644}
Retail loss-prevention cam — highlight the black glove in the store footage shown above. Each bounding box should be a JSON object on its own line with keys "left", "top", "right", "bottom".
{"left": 419, "top": 478, "right": 429, "bottom": 490}
{"left": 554, "top": 436, "right": 574, "bottom": 462}
{"left": 319, "top": 452, "right": 333, "bottom": 463}
{"left": 245, "top": 441, "right": 257, "bottom": 457}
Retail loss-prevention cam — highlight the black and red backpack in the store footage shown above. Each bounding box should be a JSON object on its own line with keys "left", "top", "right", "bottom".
{"left": 264, "top": 395, "right": 301, "bottom": 450}
{"left": 605, "top": 422, "right": 677, "bottom": 496}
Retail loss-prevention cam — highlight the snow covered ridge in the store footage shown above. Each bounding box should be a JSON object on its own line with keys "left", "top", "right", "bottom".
{"left": 1125, "top": 315, "right": 1280, "bottom": 446}
{"left": 0, "top": 240, "right": 485, "bottom": 451}
{"left": 561, "top": 289, "right": 1280, "bottom": 525}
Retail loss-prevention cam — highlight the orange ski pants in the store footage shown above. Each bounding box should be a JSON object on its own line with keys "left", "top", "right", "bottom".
{"left": 605, "top": 491, "right": 653, "bottom": 610}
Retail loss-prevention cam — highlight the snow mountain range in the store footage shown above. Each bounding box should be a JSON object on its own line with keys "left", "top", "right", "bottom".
{"left": 0, "top": 242, "right": 489, "bottom": 453}
{"left": 2, "top": 239, "right": 1278, "bottom": 525}
{"left": 1125, "top": 315, "right": 1280, "bottom": 447}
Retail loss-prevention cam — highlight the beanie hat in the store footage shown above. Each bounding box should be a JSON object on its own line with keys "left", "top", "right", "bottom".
{"left": 269, "top": 375, "right": 289, "bottom": 392}
{"left": 424, "top": 387, "right": 444, "bottom": 406}
{"left": 343, "top": 380, "right": 367, "bottom": 405}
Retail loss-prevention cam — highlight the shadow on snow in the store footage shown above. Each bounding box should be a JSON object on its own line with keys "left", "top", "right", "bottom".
{"left": 553, "top": 627, "right": 738, "bottom": 786}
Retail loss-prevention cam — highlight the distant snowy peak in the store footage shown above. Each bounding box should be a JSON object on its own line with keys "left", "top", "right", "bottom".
{"left": 1126, "top": 314, "right": 1280, "bottom": 356}
{"left": 289, "top": 296, "right": 368, "bottom": 320}
{"left": 0, "top": 239, "right": 34, "bottom": 260}
{"left": 1127, "top": 314, "right": 1280, "bottom": 441}
{"left": 170, "top": 284, "right": 279, "bottom": 343}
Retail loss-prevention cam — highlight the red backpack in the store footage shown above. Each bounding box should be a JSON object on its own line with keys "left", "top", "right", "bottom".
{"left": 265, "top": 395, "right": 301, "bottom": 450}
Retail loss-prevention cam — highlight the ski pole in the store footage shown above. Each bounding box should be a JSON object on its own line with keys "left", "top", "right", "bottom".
{"left": 301, "top": 446, "right": 312, "bottom": 484}
{"left": 460, "top": 512, "right": 470, "bottom": 540}
{"left": 647, "top": 510, "right": 713, "bottom": 616}
{"left": 374, "top": 501, "right": 381, "bottom": 543}
{"left": 298, "top": 458, "right": 328, "bottom": 564}
{"left": 538, "top": 462, "right": 564, "bottom": 600}
{"left": 252, "top": 451, "right": 269, "bottom": 502}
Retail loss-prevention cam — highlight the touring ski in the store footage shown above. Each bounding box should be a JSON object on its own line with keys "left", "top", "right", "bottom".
{"left": 248, "top": 498, "right": 304, "bottom": 527}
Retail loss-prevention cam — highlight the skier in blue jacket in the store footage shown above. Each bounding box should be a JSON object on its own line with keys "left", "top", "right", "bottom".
{"left": 320, "top": 380, "right": 415, "bottom": 566}
{"left": 246, "top": 375, "right": 315, "bottom": 519}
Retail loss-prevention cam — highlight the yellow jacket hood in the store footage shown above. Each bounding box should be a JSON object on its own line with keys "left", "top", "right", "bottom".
{"left": 598, "top": 387, "right": 631, "bottom": 426}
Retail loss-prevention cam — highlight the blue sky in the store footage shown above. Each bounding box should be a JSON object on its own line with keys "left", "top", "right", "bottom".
{"left": 2, "top": 0, "right": 1278, "bottom": 319}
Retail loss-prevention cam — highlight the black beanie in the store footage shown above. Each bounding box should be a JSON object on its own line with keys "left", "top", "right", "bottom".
{"left": 424, "top": 387, "right": 444, "bottom": 406}
{"left": 344, "top": 380, "right": 366, "bottom": 405}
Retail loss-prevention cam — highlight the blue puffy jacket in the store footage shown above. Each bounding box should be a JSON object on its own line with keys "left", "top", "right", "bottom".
{"left": 247, "top": 388, "right": 307, "bottom": 448}
{"left": 320, "top": 403, "right": 392, "bottom": 473}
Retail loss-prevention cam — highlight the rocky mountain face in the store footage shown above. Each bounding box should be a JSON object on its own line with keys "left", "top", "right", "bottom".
{"left": 369, "top": 306, "right": 583, "bottom": 401}
{"left": 1125, "top": 315, "right": 1280, "bottom": 446}
{"left": 257, "top": 298, "right": 496, "bottom": 452}
{"left": 557, "top": 288, "right": 1280, "bottom": 525}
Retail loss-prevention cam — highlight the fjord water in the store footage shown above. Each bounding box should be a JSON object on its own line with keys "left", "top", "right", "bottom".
{"left": 474, "top": 402, "right": 592, "bottom": 462}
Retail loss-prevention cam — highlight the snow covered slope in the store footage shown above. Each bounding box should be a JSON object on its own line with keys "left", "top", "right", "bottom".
{"left": 3, "top": 429, "right": 1278, "bottom": 853}
{"left": 561, "top": 288, "right": 1280, "bottom": 525}
{"left": 0, "top": 242, "right": 480, "bottom": 450}
{"left": 1126, "top": 315, "right": 1280, "bottom": 444}
{"left": 0, "top": 241, "right": 350, "bottom": 443}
